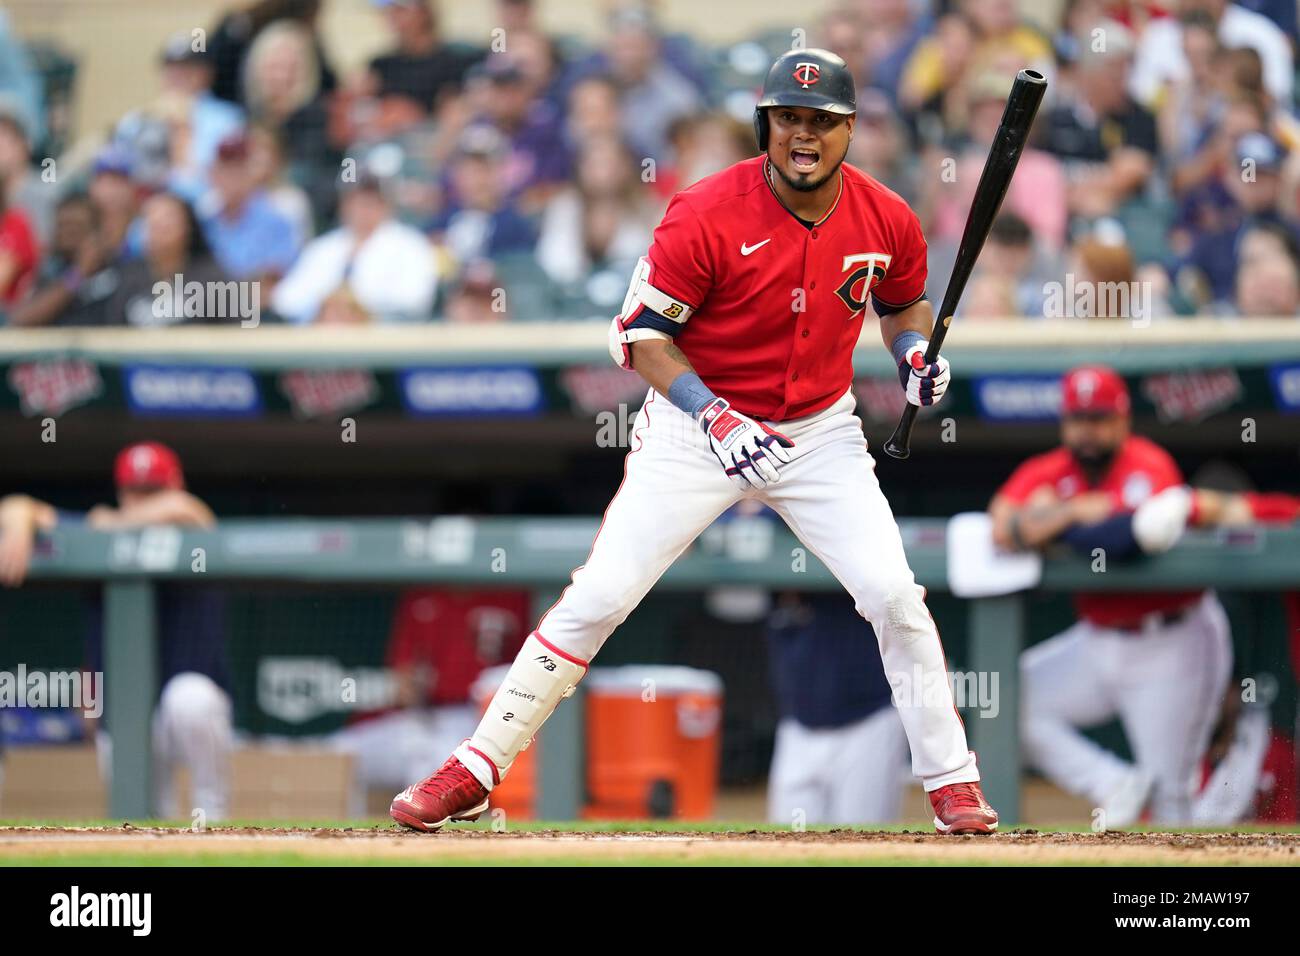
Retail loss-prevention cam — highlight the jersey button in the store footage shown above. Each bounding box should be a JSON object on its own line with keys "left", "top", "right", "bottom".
{"left": 811, "top": 230, "right": 819, "bottom": 239}
{"left": 809, "top": 281, "right": 816, "bottom": 290}
{"left": 791, "top": 372, "right": 800, "bottom": 381}
{"left": 801, "top": 329, "right": 809, "bottom": 338}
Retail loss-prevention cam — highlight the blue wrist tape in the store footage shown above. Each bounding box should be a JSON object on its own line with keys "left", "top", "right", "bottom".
{"left": 890, "top": 329, "right": 926, "bottom": 367}
{"left": 667, "top": 371, "right": 718, "bottom": 420}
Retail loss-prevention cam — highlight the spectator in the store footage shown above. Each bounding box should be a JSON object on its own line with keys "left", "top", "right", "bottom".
{"left": 87, "top": 146, "right": 142, "bottom": 259}
{"left": 0, "top": 178, "right": 38, "bottom": 310}
{"left": 198, "top": 131, "right": 300, "bottom": 282}
{"left": 0, "top": 108, "right": 52, "bottom": 246}
{"left": 1235, "top": 247, "right": 1300, "bottom": 315}
{"left": 844, "top": 90, "right": 917, "bottom": 205}
{"left": 444, "top": 259, "right": 510, "bottom": 323}
{"left": 969, "top": 213, "right": 1063, "bottom": 319}
{"left": 246, "top": 124, "right": 314, "bottom": 247}
{"left": 1041, "top": 26, "right": 1158, "bottom": 221}
{"left": 0, "top": 10, "right": 44, "bottom": 150}
{"left": 350, "top": 0, "right": 482, "bottom": 139}
{"left": 9, "top": 194, "right": 121, "bottom": 327}
{"left": 1131, "top": 0, "right": 1293, "bottom": 108}
{"left": 900, "top": 0, "right": 1051, "bottom": 118}
{"left": 926, "top": 71, "right": 1068, "bottom": 258}
{"left": 105, "top": 192, "right": 234, "bottom": 327}
{"left": 591, "top": 5, "right": 704, "bottom": 162}
{"left": 1176, "top": 132, "right": 1299, "bottom": 308}
{"left": 207, "top": 0, "right": 336, "bottom": 106}
{"left": 242, "top": 19, "right": 340, "bottom": 226}
{"left": 136, "top": 33, "right": 246, "bottom": 202}
{"left": 1169, "top": 93, "right": 1268, "bottom": 255}
{"left": 563, "top": 74, "right": 624, "bottom": 157}
{"left": 428, "top": 126, "right": 536, "bottom": 271}
{"left": 658, "top": 113, "right": 753, "bottom": 199}
{"left": 463, "top": 54, "right": 570, "bottom": 211}
{"left": 854, "top": 0, "right": 933, "bottom": 101}
{"left": 536, "top": 133, "right": 660, "bottom": 289}
{"left": 272, "top": 173, "right": 437, "bottom": 323}
{"left": 0, "top": 442, "right": 233, "bottom": 821}
{"left": 1157, "top": 12, "right": 1226, "bottom": 179}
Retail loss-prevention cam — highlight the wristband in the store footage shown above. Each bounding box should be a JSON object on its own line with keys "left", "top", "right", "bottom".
{"left": 890, "top": 329, "right": 926, "bottom": 367}
{"left": 667, "top": 371, "right": 718, "bottom": 421}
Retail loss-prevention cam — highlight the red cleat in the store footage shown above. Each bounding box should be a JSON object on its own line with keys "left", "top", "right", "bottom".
{"left": 930, "top": 782, "right": 999, "bottom": 834}
{"left": 390, "top": 756, "right": 490, "bottom": 832}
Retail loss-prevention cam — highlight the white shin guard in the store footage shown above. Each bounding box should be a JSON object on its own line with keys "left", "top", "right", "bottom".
{"left": 456, "top": 633, "right": 588, "bottom": 790}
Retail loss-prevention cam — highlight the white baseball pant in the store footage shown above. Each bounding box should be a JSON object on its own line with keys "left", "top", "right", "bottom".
{"left": 1020, "top": 592, "right": 1232, "bottom": 823}
{"left": 96, "top": 671, "right": 233, "bottom": 820}
{"left": 457, "top": 388, "right": 979, "bottom": 792}
{"left": 767, "top": 705, "right": 912, "bottom": 825}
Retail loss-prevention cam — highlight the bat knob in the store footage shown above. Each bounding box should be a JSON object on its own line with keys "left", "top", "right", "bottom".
{"left": 883, "top": 439, "right": 910, "bottom": 460}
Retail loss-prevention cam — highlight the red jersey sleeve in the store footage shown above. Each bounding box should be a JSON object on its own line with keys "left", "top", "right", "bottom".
{"left": 644, "top": 192, "right": 713, "bottom": 307}
{"left": 871, "top": 204, "right": 927, "bottom": 312}
{"left": 1243, "top": 492, "right": 1300, "bottom": 524}
{"left": 995, "top": 454, "right": 1058, "bottom": 504}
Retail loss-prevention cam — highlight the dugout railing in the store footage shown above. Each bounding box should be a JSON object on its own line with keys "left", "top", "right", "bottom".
{"left": 22, "top": 518, "right": 1300, "bottom": 824}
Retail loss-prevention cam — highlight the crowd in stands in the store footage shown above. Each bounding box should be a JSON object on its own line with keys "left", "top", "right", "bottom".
{"left": 2, "top": 0, "right": 1300, "bottom": 326}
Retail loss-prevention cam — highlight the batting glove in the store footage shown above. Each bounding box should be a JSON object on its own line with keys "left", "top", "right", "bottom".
{"left": 698, "top": 398, "right": 795, "bottom": 490}
{"left": 898, "top": 343, "right": 951, "bottom": 407}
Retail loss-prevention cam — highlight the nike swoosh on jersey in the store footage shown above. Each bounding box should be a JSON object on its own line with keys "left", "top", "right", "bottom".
{"left": 740, "top": 239, "right": 771, "bottom": 256}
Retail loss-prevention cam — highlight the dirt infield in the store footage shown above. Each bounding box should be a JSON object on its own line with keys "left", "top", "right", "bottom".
{"left": 2, "top": 825, "right": 1298, "bottom": 865}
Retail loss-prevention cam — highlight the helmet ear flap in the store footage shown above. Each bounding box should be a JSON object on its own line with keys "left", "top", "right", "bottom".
{"left": 753, "top": 107, "right": 768, "bottom": 152}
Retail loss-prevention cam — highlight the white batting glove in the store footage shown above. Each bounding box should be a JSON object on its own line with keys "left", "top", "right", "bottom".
{"left": 897, "top": 343, "right": 951, "bottom": 407}
{"left": 1132, "top": 485, "right": 1194, "bottom": 554}
{"left": 698, "top": 398, "right": 795, "bottom": 489}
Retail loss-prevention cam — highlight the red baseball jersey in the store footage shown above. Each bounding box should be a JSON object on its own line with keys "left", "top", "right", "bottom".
{"left": 997, "top": 435, "right": 1202, "bottom": 627}
{"left": 644, "top": 155, "right": 927, "bottom": 421}
{"left": 385, "top": 588, "right": 530, "bottom": 706}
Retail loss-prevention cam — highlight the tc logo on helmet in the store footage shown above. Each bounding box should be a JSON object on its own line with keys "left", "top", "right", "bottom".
{"left": 793, "top": 62, "right": 821, "bottom": 88}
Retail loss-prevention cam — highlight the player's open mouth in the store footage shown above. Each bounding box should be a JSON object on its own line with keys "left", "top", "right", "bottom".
{"left": 791, "top": 148, "right": 819, "bottom": 172}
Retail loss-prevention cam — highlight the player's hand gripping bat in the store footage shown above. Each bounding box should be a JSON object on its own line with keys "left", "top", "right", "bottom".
{"left": 883, "top": 68, "right": 1048, "bottom": 460}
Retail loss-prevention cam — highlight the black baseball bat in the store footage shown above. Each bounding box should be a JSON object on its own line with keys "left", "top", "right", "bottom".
{"left": 883, "top": 68, "right": 1048, "bottom": 460}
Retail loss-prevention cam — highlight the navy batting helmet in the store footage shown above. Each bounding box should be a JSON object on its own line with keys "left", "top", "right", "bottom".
{"left": 753, "top": 48, "right": 857, "bottom": 151}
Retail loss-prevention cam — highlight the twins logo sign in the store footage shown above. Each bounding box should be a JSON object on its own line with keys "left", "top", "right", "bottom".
{"left": 835, "top": 253, "right": 891, "bottom": 316}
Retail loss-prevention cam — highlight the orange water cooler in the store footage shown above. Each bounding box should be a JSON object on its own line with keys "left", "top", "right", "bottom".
{"left": 471, "top": 665, "right": 723, "bottom": 820}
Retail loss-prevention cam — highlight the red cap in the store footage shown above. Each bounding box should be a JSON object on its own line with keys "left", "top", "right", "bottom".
{"left": 114, "top": 441, "right": 185, "bottom": 490}
{"left": 1060, "top": 365, "right": 1130, "bottom": 417}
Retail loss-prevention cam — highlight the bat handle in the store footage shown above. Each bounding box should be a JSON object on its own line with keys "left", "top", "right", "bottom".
{"left": 883, "top": 403, "right": 918, "bottom": 459}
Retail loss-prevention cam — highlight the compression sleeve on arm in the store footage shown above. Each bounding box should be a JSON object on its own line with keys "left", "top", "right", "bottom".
{"left": 1059, "top": 513, "right": 1142, "bottom": 560}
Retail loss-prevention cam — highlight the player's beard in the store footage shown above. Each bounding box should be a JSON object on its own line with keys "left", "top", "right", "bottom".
{"left": 772, "top": 143, "right": 848, "bottom": 193}
{"left": 1068, "top": 444, "right": 1118, "bottom": 483}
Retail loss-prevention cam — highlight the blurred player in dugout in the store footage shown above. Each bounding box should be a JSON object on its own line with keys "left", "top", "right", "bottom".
{"left": 988, "top": 365, "right": 1235, "bottom": 826}
{"left": 0, "top": 442, "right": 233, "bottom": 819}
{"left": 766, "top": 593, "right": 910, "bottom": 825}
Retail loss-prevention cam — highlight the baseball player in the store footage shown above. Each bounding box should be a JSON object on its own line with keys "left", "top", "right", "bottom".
{"left": 988, "top": 366, "right": 1233, "bottom": 825}
{"left": 0, "top": 441, "right": 234, "bottom": 819}
{"left": 391, "top": 48, "right": 997, "bottom": 834}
